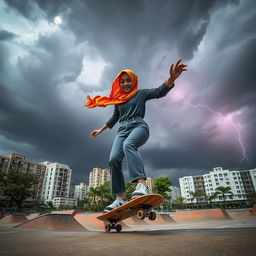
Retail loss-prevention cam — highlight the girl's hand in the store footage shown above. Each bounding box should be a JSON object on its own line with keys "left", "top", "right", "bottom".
{"left": 90, "top": 129, "right": 102, "bottom": 138}
{"left": 169, "top": 59, "right": 187, "bottom": 80}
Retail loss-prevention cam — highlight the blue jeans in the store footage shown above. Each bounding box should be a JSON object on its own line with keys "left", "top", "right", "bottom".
{"left": 109, "top": 117, "right": 149, "bottom": 194}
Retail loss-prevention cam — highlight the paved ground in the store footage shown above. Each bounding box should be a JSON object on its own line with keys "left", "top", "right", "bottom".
{"left": 1, "top": 219, "right": 256, "bottom": 256}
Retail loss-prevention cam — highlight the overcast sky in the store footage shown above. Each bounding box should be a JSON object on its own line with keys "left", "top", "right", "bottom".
{"left": 0, "top": 0, "right": 255, "bottom": 187}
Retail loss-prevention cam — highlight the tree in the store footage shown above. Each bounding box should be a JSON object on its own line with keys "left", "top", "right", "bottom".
{"left": 46, "top": 201, "right": 55, "bottom": 210}
{"left": 215, "top": 186, "right": 233, "bottom": 206}
{"left": 189, "top": 190, "right": 206, "bottom": 208}
{"left": 87, "top": 187, "right": 98, "bottom": 205}
{"left": 246, "top": 192, "right": 256, "bottom": 205}
{"left": 173, "top": 197, "right": 186, "bottom": 209}
{"left": 207, "top": 192, "right": 219, "bottom": 207}
{"left": 96, "top": 182, "right": 114, "bottom": 209}
{"left": 77, "top": 197, "right": 91, "bottom": 210}
{"left": 1, "top": 171, "right": 39, "bottom": 209}
{"left": 153, "top": 177, "right": 171, "bottom": 199}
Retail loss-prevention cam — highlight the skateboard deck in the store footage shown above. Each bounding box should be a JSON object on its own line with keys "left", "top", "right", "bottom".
{"left": 97, "top": 194, "right": 164, "bottom": 232}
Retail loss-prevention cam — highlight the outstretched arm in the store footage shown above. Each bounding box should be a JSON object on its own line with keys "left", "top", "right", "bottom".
{"left": 165, "top": 59, "right": 187, "bottom": 88}
{"left": 90, "top": 124, "right": 109, "bottom": 138}
{"left": 90, "top": 105, "right": 120, "bottom": 138}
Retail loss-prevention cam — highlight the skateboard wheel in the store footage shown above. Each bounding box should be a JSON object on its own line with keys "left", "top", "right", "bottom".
{"left": 148, "top": 211, "right": 156, "bottom": 220}
{"left": 137, "top": 209, "right": 146, "bottom": 220}
{"left": 116, "top": 224, "right": 122, "bottom": 232}
{"left": 105, "top": 224, "right": 112, "bottom": 232}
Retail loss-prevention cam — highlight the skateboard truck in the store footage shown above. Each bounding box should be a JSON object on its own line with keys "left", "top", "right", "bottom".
{"left": 136, "top": 204, "right": 156, "bottom": 220}
{"left": 105, "top": 218, "right": 122, "bottom": 232}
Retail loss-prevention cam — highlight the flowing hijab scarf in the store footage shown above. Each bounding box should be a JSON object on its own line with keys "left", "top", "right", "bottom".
{"left": 84, "top": 69, "right": 138, "bottom": 108}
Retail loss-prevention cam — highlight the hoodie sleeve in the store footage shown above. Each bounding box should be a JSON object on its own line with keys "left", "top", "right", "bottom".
{"left": 106, "top": 105, "right": 120, "bottom": 129}
{"left": 145, "top": 82, "right": 174, "bottom": 100}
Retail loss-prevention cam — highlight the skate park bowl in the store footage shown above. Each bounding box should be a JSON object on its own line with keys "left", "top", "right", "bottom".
{"left": 172, "top": 208, "right": 232, "bottom": 222}
{"left": 15, "top": 214, "right": 86, "bottom": 231}
{"left": 0, "top": 207, "right": 255, "bottom": 232}
{"left": 0, "top": 214, "right": 28, "bottom": 224}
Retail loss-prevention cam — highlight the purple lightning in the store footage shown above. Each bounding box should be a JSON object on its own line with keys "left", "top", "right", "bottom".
{"left": 172, "top": 91, "right": 248, "bottom": 163}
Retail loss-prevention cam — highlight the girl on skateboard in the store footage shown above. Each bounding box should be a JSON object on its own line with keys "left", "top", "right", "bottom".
{"left": 85, "top": 59, "right": 187, "bottom": 212}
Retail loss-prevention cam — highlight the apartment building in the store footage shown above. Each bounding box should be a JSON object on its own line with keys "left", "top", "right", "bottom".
{"left": 74, "top": 182, "right": 88, "bottom": 200}
{"left": 179, "top": 176, "right": 196, "bottom": 203}
{"left": 89, "top": 168, "right": 111, "bottom": 188}
{"left": 41, "top": 161, "right": 72, "bottom": 202}
{"left": 0, "top": 153, "right": 46, "bottom": 200}
{"left": 169, "top": 186, "right": 181, "bottom": 201}
{"left": 53, "top": 197, "right": 77, "bottom": 208}
{"left": 179, "top": 167, "right": 256, "bottom": 203}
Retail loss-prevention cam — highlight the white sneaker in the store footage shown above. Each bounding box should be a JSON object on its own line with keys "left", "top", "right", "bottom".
{"left": 104, "top": 196, "right": 128, "bottom": 212}
{"left": 132, "top": 183, "right": 150, "bottom": 199}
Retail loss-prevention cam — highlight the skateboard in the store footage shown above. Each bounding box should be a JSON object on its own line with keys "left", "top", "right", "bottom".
{"left": 97, "top": 194, "right": 163, "bottom": 232}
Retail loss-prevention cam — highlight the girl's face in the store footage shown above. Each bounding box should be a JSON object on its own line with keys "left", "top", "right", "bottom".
{"left": 120, "top": 73, "right": 133, "bottom": 93}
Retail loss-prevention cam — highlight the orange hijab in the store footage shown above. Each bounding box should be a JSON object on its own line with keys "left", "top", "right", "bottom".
{"left": 84, "top": 69, "right": 138, "bottom": 108}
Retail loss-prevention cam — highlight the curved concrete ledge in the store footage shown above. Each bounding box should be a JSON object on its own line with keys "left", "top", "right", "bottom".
{"left": 15, "top": 214, "right": 86, "bottom": 231}
{"left": 227, "top": 210, "right": 255, "bottom": 217}
{"left": 50, "top": 210, "right": 85, "bottom": 216}
{"left": 26, "top": 213, "right": 41, "bottom": 220}
{"left": 0, "top": 214, "right": 28, "bottom": 224}
{"left": 173, "top": 208, "right": 232, "bottom": 222}
{"left": 0, "top": 210, "right": 4, "bottom": 220}
{"left": 252, "top": 205, "right": 256, "bottom": 215}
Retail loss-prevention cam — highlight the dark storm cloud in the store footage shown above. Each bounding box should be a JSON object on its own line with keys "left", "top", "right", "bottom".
{"left": 0, "top": 29, "right": 17, "bottom": 41}
{"left": 0, "top": 28, "right": 111, "bottom": 180}
{"left": 1, "top": 0, "right": 255, "bottom": 187}
{"left": 4, "top": 0, "right": 36, "bottom": 19}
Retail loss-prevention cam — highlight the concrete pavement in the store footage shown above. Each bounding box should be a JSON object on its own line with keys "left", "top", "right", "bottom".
{"left": 1, "top": 215, "right": 256, "bottom": 256}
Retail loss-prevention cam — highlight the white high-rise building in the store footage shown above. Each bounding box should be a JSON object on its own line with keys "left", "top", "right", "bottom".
{"left": 179, "top": 176, "right": 196, "bottom": 203}
{"left": 41, "top": 161, "right": 72, "bottom": 202}
{"left": 169, "top": 186, "right": 181, "bottom": 201}
{"left": 248, "top": 168, "right": 256, "bottom": 192}
{"left": 89, "top": 168, "right": 111, "bottom": 188}
{"left": 53, "top": 197, "right": 77, "bottom": 208}
{"left": 179, "top": 167, "right": 256, "bottom": 203}
{"left": 203, "top": 167, "right": 246, "bottom": 201}
{"left": 74, "top": 182, "right": 88, "bottom": 200}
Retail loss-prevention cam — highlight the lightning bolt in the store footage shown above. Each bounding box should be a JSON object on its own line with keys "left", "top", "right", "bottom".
{"left": 172, "top": 91, "right": 248, "bottom": 163}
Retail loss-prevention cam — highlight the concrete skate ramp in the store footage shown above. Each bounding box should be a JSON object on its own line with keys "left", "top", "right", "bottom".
{"left": 145, "top": 214, "right": 175, "bottom": 224}
{"left": 0, "top": 210, "right": 3, "bottom": 220}
{"left": 0, "top": 214, "right": 28, "bottom": 224}
{"left": 122, "top": 216, "right": 148, "bottom": 226}
{"left": 26, "top": 213, "right": 41, "bottom": 220}
{"left": 75, "top": 213, "right": 128, "bottom": 231}
{"left": 227, "top": 210, "right": 255, "bottom": 217}
{"left": 252, "top": 205, "right": 256, "bottom": 215}
{"left": 173, "top": 208, "right": 232, "bottom": 222}
{"left": 50, "top": 210, "right": 85, "bottom": 216}
{"left": 15, "top": 214, "right": 86, "bottom": 231}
